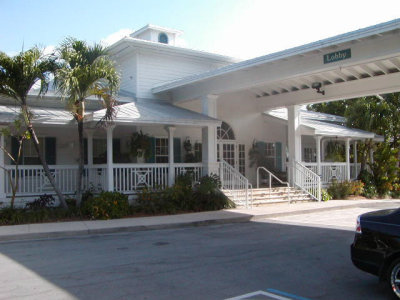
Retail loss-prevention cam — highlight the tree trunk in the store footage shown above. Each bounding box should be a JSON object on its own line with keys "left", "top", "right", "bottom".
{"left": 76, "top": 119, "right": 84, "bottom": 206}
{"left": 21, "top": 104, "right": 68, "bottom": 209}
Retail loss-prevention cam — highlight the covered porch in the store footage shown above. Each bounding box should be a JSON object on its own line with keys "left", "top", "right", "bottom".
{"left": 0, "top": 99, "right": 220, "bottom": 203}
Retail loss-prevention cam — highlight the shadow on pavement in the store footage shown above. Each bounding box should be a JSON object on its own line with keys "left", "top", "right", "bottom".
{"left": 0, "top": 217, "right": 396, "bottom": 299}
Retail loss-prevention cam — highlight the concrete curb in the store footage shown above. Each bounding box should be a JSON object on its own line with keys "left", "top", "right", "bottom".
{"left": 0, "top": 201, "right": 396, "bottom": 242}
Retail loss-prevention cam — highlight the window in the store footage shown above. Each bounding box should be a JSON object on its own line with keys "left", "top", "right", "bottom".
{"left": 155, "top": 138, "right": 168, "bottom": 163}
{"left": 238, "top": 144, "right": 245, "bottom": 175}
{"left": 194, "top": 142, "right": 202, "bottom": 162}
{"left": 217, "top": 121, "right": 235, "bottom": 140}
{"left": 13, "top": 137, "right": 55, "bottom": 165}
{"left": 158, "top": 33, "right": 169, "bottom": 44}
{"left": 304, "top": 147, "right": 316, "bottom": 162}
{"left": 21, "top": 138, "right": 44, "bottom": 164}
{"left": 265, "top": 143, "right": 275, "bottom": 169}
{"left": 93, "top": 139, "right": 107, "bottom": 164}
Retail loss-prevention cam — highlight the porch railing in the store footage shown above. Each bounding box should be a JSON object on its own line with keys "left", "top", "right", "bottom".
{"left": 219, "top": 160, "right": 253, "bottom": 208}
{"left": 4, "top": 163, "right": 204, "bottom": 197}
{"left": 174, "top": 163, "right": 203, "bottom": 182}
{"left": 4, "top": 165, "right": 107, "bottom": 196}
{"left": 303, "top": 162, "right": 361, "bottom": 185}
{"left": 292, "top": 161, "right": 321, "bottom": 201}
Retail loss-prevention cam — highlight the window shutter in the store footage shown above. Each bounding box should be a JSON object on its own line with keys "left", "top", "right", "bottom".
{"left": 11, "top": 137, "right": 20, "bottom": 165}
{"left": 275, "top": 142, "right": 282, "bottom": 171}
{"left": 45, "top": 137, "right": 56, "bottom": 165}
{"left": 146, "top": 137, "right": 156, "bottom": 163}
{"left": 113, "top": 138, "right": 120, "bottom": 162}
{"left": 173, "top": 138, "right": 181, "bottom": 163}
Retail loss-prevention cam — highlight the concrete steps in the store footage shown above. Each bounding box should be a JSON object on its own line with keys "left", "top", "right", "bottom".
{"left": 222, "top": 187, "right": 314, "bottom": 206}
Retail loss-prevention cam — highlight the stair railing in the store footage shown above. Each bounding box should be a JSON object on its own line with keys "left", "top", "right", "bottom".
{"left": 219, "top": 160, "right": 253, "bottom": 208}
{"left": 292, "top": 161, "right": 321, "bottom": 201}
{"left": 257, "top": 167, "right": 291, "bottom": 203}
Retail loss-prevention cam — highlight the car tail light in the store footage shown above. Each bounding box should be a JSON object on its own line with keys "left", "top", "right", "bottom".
{"left": 356, "top": 216, "right": 362, "bottom": 234}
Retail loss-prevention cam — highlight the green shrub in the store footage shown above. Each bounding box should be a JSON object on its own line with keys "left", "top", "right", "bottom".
{"left": 81, "top": 191, "right": 130, "bottom": 220}
{"left": 25, "top": 194, "right": 55, "bottom": 210}
{"left": 193, "top": 175, "right": 235, "bottom": 211}
{"left": 349, "top": 180, "right": 364, "bottom": 196}
{"left": 327, "top": 180, "right": 352, "bottom": 199}
{"left": 0, "top": 207, "right": 81, "bottom": 225}
{"left": 321, "top": 189, "right": 332, "bottom": 202}
{"left": 363, "top": 184, "right": 378, "bottom": 198}
{"left": 135, "top": 174, "right": 235, "bottom": 214}
{"left": 327, "top": 180, "right": 365, "bottom": 199}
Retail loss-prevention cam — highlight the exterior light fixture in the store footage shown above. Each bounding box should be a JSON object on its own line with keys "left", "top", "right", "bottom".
{"left": 312, "top": 82, "right": 325, "bottom": 95}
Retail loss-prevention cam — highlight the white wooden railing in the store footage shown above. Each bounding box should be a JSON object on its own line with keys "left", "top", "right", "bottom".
{"left": 257, "top": 166, "right": 291, "bottom": 203}
{"left": 4, "top": 165, "right": 107, "bottom": 196}
{"left": 303, "top": 162, "right": 361, "bottom": 185}
{"left": 219, "top": 160, "right": 253, "bottom": 208}
{"left": 174, "top": 163, "right": 203, "bottom": 182}
{"left": 292, "top": 161, "right": 321, "bottom": 201}
{"left": 4, "top": 163, "right": 205, "bottom": 196}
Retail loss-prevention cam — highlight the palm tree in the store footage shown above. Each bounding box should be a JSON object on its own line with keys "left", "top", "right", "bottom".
{"left": 0, "top": 47, "right": 68, "bottom": 208}
{"left": 54, "top": 38, "right": 120, "bottom": 205}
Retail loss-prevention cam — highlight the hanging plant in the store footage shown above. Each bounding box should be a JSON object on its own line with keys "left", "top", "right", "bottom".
{"left": 129, "top": 130, "right": 151, "bottom": 159}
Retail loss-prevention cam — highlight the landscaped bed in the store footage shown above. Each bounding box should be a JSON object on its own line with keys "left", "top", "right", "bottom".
{"left": 0, "top": 174, "right": 235, "bottom": 225}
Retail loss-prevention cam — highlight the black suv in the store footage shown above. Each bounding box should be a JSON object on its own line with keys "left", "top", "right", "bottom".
{"left": 351, "top": 208, "right": 400, "bottom": 298}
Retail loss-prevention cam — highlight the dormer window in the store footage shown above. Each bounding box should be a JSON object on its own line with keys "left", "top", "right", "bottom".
{"left": 158, "top": 33, "right": 169, "bottom": 44}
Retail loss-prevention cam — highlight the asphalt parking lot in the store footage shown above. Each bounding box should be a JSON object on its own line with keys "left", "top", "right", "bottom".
{"left": 0, "top": 202, "right": 398, "bottom": 300}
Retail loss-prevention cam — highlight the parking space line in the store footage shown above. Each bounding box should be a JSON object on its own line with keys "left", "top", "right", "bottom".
{"left": 225, "top": 290, "right": 297, "bottom": 300}
{"left": 267, "top": 288, "right": 310, "bottom": 300}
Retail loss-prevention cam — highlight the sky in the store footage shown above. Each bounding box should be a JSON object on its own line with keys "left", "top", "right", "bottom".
{"left": 0, "top": 0, "right": 399, "bottom": 59}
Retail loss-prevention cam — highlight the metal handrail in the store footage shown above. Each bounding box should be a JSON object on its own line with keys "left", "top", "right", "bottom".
{"left": 257, "top": 166, "right": 291, "bottom": 203}
{"left": 292, "top": 161, "right": 321, "bottom": 201}
{"left": 219, "top": 160, "right": 253, "bottom": 208}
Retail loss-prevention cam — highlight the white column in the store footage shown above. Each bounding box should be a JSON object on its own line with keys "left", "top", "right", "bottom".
{"left": 86, "top": 130, "right": 94, "bottom": 167}
{"left": 353, "top": 141, "right": 358, "bottom": 179}
{"left": 201, "top": 94, "right": 218, "bottom": 118}
{"left": 106, "top": 125, "right": 115, "bottom": 191}
{"left": 85, "top": 129, "right": 95, "bottom": 184}
{"left": 287, "top": 105, "right": 301, "bottom": 185}
{"left": 345, "top": 138, "right": 351, "bottom": 181}
{"left": 202, "top": 125, "right": 218, "bottom": 175}
{"left": 0, "top": 133, "right": 6, "bottom": 200}
{"left": 201, "top": 94, "right": 219, "bottom": 176}
{"left": 315, "top": 135, "right": 322, "bottom": 176}
{"left": 165, "top": 126, "right": 176, "bottom": 186}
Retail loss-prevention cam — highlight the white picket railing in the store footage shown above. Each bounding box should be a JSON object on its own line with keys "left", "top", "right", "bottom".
{"left": 292, "top": 161, "right": 321, "bottom": 201}
{"left": 219, "top": 160, "right": 253, "bottom": 208}
{"left": 113, "top": 163, "right": 169, "bottom": 193}
{"left": 4, "top": 165, "right": 107, "bottom": 196}
{"left": 4, "top": 163, "right": 205, "bottom": 196}
{"left": 303, "top": 162, "right": 361, "bottom": 185}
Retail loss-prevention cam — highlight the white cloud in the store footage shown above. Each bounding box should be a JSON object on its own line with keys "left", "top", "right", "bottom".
{"left": 100, "top": 28, "right": 134, "bottom": 47}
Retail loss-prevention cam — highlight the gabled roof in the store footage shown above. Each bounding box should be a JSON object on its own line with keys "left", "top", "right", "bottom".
{"left": 130, "top": 24, "right": 183, "bottom": 37}
{"left": 265, "top": 108, "right": 383, "bottom": 141}
{"left": 107, "top": 34, "right": 239, "bottom": 64}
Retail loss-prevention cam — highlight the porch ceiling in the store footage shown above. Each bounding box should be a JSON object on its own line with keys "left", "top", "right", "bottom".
{"left": 153, "top": 19, "right": 400, "bottom": 107}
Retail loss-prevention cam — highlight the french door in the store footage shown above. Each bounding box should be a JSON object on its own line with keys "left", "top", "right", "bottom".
{"left": 217, "top": 141, "right": 245, "bottom": 175}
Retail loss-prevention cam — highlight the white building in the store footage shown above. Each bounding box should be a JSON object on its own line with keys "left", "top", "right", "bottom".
{"left": 0, "top": 20, "right": 399, "bottom": 206}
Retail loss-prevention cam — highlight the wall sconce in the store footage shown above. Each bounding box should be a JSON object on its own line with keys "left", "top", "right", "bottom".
{"left": 312, "top": 82, "right": 325, "bottom": 95}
